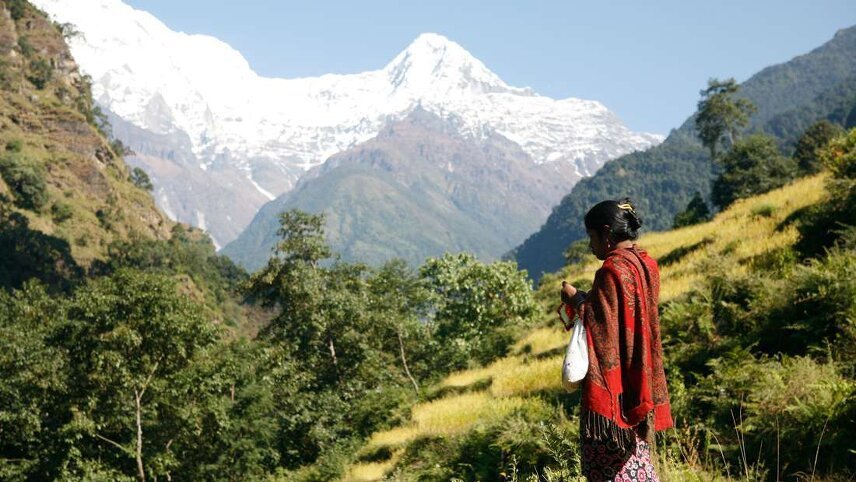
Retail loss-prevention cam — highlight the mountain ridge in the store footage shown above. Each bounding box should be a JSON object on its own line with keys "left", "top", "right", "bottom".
{"left": 32, "top": 0, "right": 663, "bottom": 246}
{"left": 221, "top": 108, "right": 581, "bottom": 270}
{"left": 512, "top": 24, "right": 856, "bottom": 281}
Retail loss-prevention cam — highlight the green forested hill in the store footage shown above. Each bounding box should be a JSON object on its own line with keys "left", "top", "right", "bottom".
{"left": 222, "top": 108, "right": 579, "bottom": 271}
{"left": 513, "top": 25, "right": 856, "bottom": 281}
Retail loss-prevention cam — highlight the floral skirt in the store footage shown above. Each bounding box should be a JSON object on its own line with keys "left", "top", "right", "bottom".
{"left": 581, "top": 435, "right": 658, "bottom": 482}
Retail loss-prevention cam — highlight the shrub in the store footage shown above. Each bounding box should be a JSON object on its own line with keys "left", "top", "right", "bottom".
{"left": 0, "top": 209, "right": 82, "bottom": 291}
{"left": 8, "top": 0, "right": 27, "bottom": 20}
{"left": 5, "top": 139, "right": 23, "bottom": 152}
{"left": 129, "top": 166, "right": 153, "bottom": 191}
{"left": 793, "top": 120, "right": 843, "bottom": 174}
{"left": 27, "top": 59, "right": 52, "bottom": 90}
{"left": 0, "top": 154, "right": 48, "bottom": 211}
{"left": 673, "top": 191, "right": 712, "bottom": 228}
{"left": 712, "top": 134, "right": 797, "bottom": 209}
{"left": 420, "top": 253, "right": 538, "bottom": 367}
{"left": 692, "top": 354, "right": 855, "bottom": 477}
{"left": 749, "top": 203, "right": 776, "bottom": 218}
{"left": 563, "top": 239, "right": 593, "bottom": 266}
{"left": 796, "top": 128, "right": 856, "bottom": 257}
{"left": 50, "top": 201, "right": 73, "bottom": 223}
{"left": 17, "top": 36, "right": 32, "bottom": 57}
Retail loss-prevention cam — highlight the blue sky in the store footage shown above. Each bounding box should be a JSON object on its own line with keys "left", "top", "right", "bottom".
{"left": 126, "top": 0, "right": 856, "bottom": 135}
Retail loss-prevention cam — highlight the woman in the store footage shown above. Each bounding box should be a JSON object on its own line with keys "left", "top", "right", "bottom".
{"left": 560, "top": 198, "right": 672, "bottom": 481}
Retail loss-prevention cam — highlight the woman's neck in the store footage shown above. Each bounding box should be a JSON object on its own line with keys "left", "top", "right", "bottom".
{"left": 612, "top": 240, "right": 635, "bottom": 251}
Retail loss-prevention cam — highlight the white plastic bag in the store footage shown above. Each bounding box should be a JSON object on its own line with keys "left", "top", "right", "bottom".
{"left": 562, "top": 316, "right": 588, "bottom": 392}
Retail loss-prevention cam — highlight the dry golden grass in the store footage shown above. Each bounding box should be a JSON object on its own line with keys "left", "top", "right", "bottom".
{"left": 490, "top": 355, "right": 565, "bottom": 397}
{"left": 365, "top": 425, "right": 420, "bottom": 449}
{"left": 438, "top": 356, "right": 517, "bottom": 389}
{"left": 541, "top": 174, "right": 827, "bottom": 304}
{"left": 340, "top": 450, "right": 403, "bottom": 482}
{"left": 512, "top": 326, "right": 568, "bottom": 356}
{"left": 367, "top": 392, "right": 532, "bottom": 449}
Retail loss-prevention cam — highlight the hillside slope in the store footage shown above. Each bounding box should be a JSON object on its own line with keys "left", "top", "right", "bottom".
{"left": 0, "top": 0, "right": 171, "bottom": 281}
{"left": 335, "top": 174, "right": 829, "bottom": 481}
{"left": 513, "top": 25, "right": 856, "bottom": 281}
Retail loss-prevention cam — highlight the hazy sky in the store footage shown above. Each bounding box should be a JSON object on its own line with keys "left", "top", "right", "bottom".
{"left": 125, "top": 0, "right": 856, "bottom": 135}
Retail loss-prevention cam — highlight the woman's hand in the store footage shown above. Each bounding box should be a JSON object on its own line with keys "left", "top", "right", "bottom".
{"left": 560, "top": 280, "right": 577, "bottom": 305}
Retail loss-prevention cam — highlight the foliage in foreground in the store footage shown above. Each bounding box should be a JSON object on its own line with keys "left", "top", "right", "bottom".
{"left": 331, "top": 129, "right": 856, "bottom": 482}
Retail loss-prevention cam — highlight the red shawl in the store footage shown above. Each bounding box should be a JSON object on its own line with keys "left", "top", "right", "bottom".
{"left": 575, "top": 246, "right": 673, "bottom": 445}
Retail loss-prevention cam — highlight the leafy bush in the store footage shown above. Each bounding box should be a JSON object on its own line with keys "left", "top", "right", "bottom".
{"left": 50, "top": 201, "right": 73, "bottom": 223}
{"left": 420, "top": 253, "right": 537, "bottom": 367}
{"left": 749, "top": 203, "right": 776, "bottom": 218}
{"left": 129, "top": 166, "right": 153, "bottom": 191}
{"left": 796, "top": 128, "right": 856, "bottom": 257}
{"left": 27, "top": 58, "right": 52, "bottom": 90}
{"left": 16, "top": 36, "right": 32, "bottom": 56}
{"left": 0, "top": 208, "right": 81, "bottom": 291}
{"left": 5, "top": 139, "right": 23, "bottom": 153}
{"left": 0, "top": 153, "right": 48, "bottom": 211}
{"left": 673, "top": 191, "right": 712, "bottom": 228}
{"left": 563, "top": 239, "right": 593, "bottom": 266}
{"left": 712, "top": 134, "right": 797, "bottom": 209}
{"left": 793, "top": 120, "right": 843, "bottom": 174}
{"left": 0, "top": 283, "right": 67, "bottom": 481}
{"left": 692, "top": 354, "right": 855, "bottom": 476}
{"left": 7, "top": 0, "right": 27, "bottom": 20}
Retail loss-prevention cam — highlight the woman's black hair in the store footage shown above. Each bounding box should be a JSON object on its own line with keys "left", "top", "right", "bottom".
{"left": 584, "top": 197, "right": 643, "bottom": 242}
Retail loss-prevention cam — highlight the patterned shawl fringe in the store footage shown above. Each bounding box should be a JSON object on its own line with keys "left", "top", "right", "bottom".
{"left": 581, "top": 410, "right": 636, "bottom": 451}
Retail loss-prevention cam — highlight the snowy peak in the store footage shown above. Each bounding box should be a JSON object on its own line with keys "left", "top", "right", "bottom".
{"left": 33, "top": 0, "right": 664, "bottom": 247}
{"left": 384, "top": 33, "right": 523, "bottom": 96}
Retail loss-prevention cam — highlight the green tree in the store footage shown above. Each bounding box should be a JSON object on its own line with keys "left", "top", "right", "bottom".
{"left": 695, "top": 78, "right": 757, "bottom": 159}
{"left": 167, "top": 339, "right": 282, "bottom": 481}
{"left": 793, "top": 119, "right": 843, "bottom": 174}
{"left": 244, "top": 209, "right": 338, "bottom": 374}
{"left": 672, "top": 192, "right": 712, "bottom": 228}
{"left": 711, "top": 134, "right": 796, "bottom": 209}
{"left": 60, "top": 270, "right": 219, "bottom": 481}
{"left": 420, "top": 253, "right": 537, "bottom": 367}
{"left": 0, "top": 283, "right": 68, "bottom": 481}
{"left": 797, "top": 128, "right": 856, "bottom": 256}
{"left": 243, "top": 209, "right": 395, "bottom": 466}
{"left": 563, "top": 239, "right": 593, "bottom": 266}
{"left": 129, "top": 167, "right": 153, "bottom": 191}
{"left": 367, "top": 259, "right": 433, "bottom": 395}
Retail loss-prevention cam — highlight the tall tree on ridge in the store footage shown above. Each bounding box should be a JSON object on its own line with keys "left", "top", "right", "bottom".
{"left": 695, "top": 78, "right": 757, "bottom": 159}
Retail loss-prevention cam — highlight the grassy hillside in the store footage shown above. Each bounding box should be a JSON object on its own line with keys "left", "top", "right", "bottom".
{"left": 329, "top": 174, "right": 837, "bottom": 481}
{"left": 513, "top": 25, "right": 856, "bottom": 281}
{"left": 0, "top": 0, "right": 256, "bottom": 328}
{"left": 0, "top": 0, "right": 171, "bottom": 270}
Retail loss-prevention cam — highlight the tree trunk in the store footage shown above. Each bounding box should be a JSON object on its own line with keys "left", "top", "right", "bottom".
{"left": 328, "top": 336, "right": 338, "bottom": 366}
{"left": 135, "top": 390, "right": 146, "bottom": 482}
{"left": 398, "top": 331, "right": 420, "bottom": 396}
{"left": 133, "top": 360, "right": 159, "bottom": 482}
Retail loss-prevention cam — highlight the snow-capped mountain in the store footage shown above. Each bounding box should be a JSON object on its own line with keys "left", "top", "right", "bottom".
{"left": 33, "top": 0, "right": 663, "bottom": 247}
